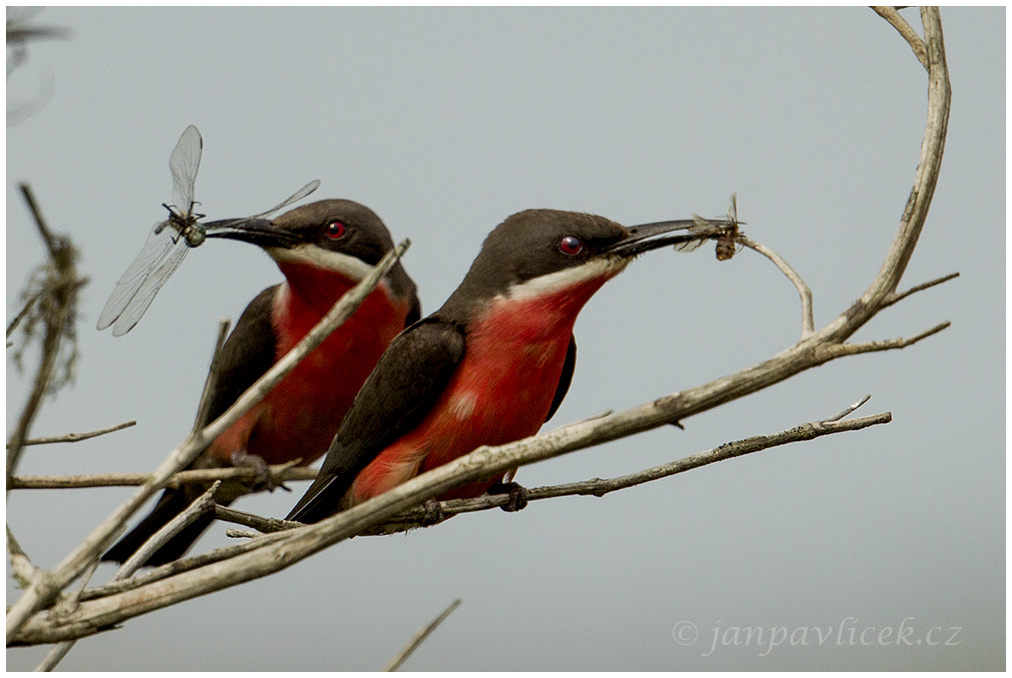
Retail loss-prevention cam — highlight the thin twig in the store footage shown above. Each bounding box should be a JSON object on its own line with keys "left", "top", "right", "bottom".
{"left": 215, "top": 505, "right": 303, "bottom": 534}
{"left": 6, "top": 293, "right": 39, "bottom": 338}
{"left": 224, "top": 529, "right": 259, "bottom": 540}
{"left": 35, "top": 640, "right": 76, "bottom": 672}
{"left": 5, "top": 421, "right": 137, "bottom": 449}
{"left": 19, "top": 182, "right": 59, "bottom": 257}
{"left": 871, "top": 6, "right": 928, "bottom": 70}
{"left": 737, "top": 235, "right": 815, "bottom": 339}
{"left": 221, "top": 410, "right": 894, "bottom": 536}
{"left": 817, "top": 321, "right": 950, "bottom": 359}
{"left": 9, "top": 464, "right": 319, "bottom": 490}
{"left": 882, "top": 271, "right": 959, "bottom": 308}
{"left": 821, "top": 394, "right": 871, "bottom": 423}
{"left": 6, "top": 240, "right": 410, "bottom": 643}
{"left": 825, "top": 6, "right": 950, "bottom": 339}
{"left": 117, "top": 482, "right": 223, "bottom": 578}
{"left": 384, "top": 599, "right": 462, "bottom": 671}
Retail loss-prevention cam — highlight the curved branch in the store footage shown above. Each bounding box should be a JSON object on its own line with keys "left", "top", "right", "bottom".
{"left": 737, "top": 235, "right": 815, "bottom": 339}
{"left": 822, "top": 6, "right": 950, "bottom": 342}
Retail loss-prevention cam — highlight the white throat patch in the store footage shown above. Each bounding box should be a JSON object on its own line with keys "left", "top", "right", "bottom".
{"left": 267, "top": 244, "right": 375, "bottom": 282}
{"left": 504, "top": 256, "right": 629, "bottom": 301}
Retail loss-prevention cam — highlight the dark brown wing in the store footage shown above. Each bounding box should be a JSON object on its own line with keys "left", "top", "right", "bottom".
{"left": 203, "top": 286, "right": 279, "bottom": 424}
{"left": 545, "top": 335, "right": 576, "bottom": 422}
{"left": 286, "top": 318, "right": 466, "bottom": 522}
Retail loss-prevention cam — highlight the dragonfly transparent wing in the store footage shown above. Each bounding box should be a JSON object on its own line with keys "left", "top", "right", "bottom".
{"left": 203, "top": 179, "right": 321, "bottom": 234}
{"left": 670, "top": 215, "right": 733, "bottom": 253}
{"left": 111, "top": 236, "right": 190, "bottom": 336}
{"left": 97, "top": 221, "right": 177, "bottom": 330}
{"left": 249, "top": 179, "right": 320, "bottom": 219}
{"left": 169, "top": 125, "right": 203, "bottom": 215}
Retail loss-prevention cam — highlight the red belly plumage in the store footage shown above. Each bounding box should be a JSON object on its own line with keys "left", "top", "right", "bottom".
{"left": 208, "top": 264, "right": 410, "bottom": 467}
{"left": 348, "top": 272, "right": 614, "bottom": 505}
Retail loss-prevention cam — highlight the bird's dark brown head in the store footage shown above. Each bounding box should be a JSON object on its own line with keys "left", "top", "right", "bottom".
{"left": 205, "top": 199, "right": 416, "bottom": 305}
{"left": 440, "top": 208, "right": 703, "bottom": 317}
{"left": 446, "top": 209, "right": 629, "bottom": 306}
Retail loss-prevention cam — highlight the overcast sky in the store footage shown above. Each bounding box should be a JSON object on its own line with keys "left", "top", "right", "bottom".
{"left": 6, "top": 7, "right": 1003, "bottom": 671}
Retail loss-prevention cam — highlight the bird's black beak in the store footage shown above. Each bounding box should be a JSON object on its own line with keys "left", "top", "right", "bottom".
{"left": 605, "top": 218, "right": 729, "bottom": 258}
{"left": 202, "top": 217, "right": 300, "bottom": 249}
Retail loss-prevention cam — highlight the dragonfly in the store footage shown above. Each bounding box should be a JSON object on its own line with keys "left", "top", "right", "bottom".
{"left": 97, "top": 125, "right": 320, "bottom": 336}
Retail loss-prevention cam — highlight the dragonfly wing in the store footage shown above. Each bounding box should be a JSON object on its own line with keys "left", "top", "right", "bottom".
{"left": 169, "top": 125, "right": 203, "bottom": 214}
{"left": 248, "top": 179, "right": 321, "bottom": 219}
{"left": 671, "top": 237, "right": 709, "bottom": 253}
{"left": 97, "top": 223, "right": 176, "bottom": 330}
{"left": 668, "top": 215, "right": 733, "bottom": 253}
{"left": 111, "top": 238, "right": 189, "bottom": 336}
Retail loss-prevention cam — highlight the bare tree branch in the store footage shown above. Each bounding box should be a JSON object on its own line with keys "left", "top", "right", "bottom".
{"left": 214, "top": 505, "right": 303, "bottom": 534}
{"left": 5, "top": 421, "right": 137, "bottom": 449}
{"left": 9, "top": 407, "right": 891, "bottom": 644}
{"left": 384, "top": 599, "right": 462, "bottom": 671}
{"left": 363, "top": 411, "right": 892, "bottom": 532}
{"left": 9, "top": 463, "right": 318, "bottom": 490}
{"left": 76, "top": 533, "right": 292, "bottom": 603}
{"left": 211, "top": 410, "right": 889, "bottom": 535}
{"left": 33, "top": 560, "right": 99, "bottom": 672}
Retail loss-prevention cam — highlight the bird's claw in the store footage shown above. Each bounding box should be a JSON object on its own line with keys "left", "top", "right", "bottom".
{"left": 420, "top": 499, "right": 445, "bottom": 526}
{"left": 230, "top": 450, "right": 289, "bottom": 492}
{"left": 488, "top": 481, "right": 529, "bottom": 512}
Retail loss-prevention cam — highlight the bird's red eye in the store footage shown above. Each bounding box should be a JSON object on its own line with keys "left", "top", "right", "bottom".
{"left": 327, "top": 221, "right": 347, "bottom": 239}
{"left": 558, "top": 235, "right": 584, "bottom": 256}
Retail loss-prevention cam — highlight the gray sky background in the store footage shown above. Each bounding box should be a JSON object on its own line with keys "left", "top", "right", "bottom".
{"left": 6, "top": 7, "right": 1004, "bottom": 671}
